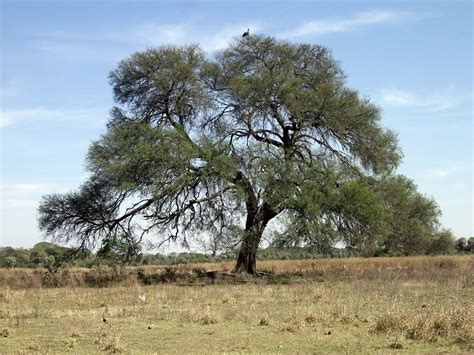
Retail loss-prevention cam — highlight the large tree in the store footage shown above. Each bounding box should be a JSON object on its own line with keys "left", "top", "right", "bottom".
{"left": 39, "top": 35, "right": 401, "bottom": 274}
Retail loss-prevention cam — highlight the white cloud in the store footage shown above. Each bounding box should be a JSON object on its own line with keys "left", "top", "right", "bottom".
{"left": 37, "top": 41, "right": 124, "bottom": 62}
{"left": 279, "top": 10, "right": 405, "bottom": 38}
{"left": 120, "top": 21, "right": 262, "bottom": 52}
{"left": 1, "top": 108, "right": 61, "bottom": 128}
{"left": 1, "top": 199, "right": 39, "bottom": 209}
{"left": 199, "top": 23, "right": 263, "bottom": 52}
{"left": 381, "top": 89, "right": 412, "bottom": 106}
{"left": 126, "top": 23, "right": 190, "bottom": 45}
{"left": 449, "top": 183, "right": 469, "bottom": 192}
{"left": 1, "top": 182, "right": 72, "bottom": 196}
{"left": 6, "top": 183, "right": 70, "bottom": 195}
{"left": 0, "top": 182, "right": 73, "bottom": 210}
{"left": 9, "top": 183, "right": 49, "bottom": 194}
{"left": 0, "top": 107, "right": 107, "bottom": 128}
{"left": 29, "top": 9, "right": 434, "bottom": 61}
{"left": 38, "top": 21, "right": 191, "bottom": 45}
{"left": 381, "top": 87, "right": 473, "bottom": 112}
{"left": 426, "top": 164, "right": 466, "bottom": 178}
{"left": 35, "top": 21, "right": 262, "bottom": 56}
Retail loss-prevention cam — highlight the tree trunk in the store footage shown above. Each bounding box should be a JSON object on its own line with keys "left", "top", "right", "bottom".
{"left": 233, "top": 231, "right": 261, "bottom": 274}
{"left": 233, "top": 204, "right": 275, "bottom": 274}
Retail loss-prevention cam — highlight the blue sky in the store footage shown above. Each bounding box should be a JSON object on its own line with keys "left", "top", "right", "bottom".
{"left": 1, "top": 0, "right": 472, "bottom": 248}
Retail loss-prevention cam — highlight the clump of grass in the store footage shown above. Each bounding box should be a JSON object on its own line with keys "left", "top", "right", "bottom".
{"left": 259, "top": 314, "right": 270, "bottom": 326}
{"left": 404, "top": 318, "right": 426, "bottom": 340}
{"left": 221, "top": 295, "right": 232, "bottom": 304}
{"left": 64, "top": 338, "right": 77, "bottom": 350}
{"left": 198, "top": 311, "right": 219, "bottom": 325}
{"left": 199, "top": 315, "right": 218, "bottom": 325}
{"left": 94, "top": 331, "right": 109, "bottom": 345}
{"left": 27, "top": 342, "right": 40, "bottom": 351}
{"left": 373, "top": 312, "right": 404, "bottom": 333}
{"left": 374, "top": 309, "right": 473, "bottom": 346}
{"left": 103, "top": 336, "right": 126, "bottom": 353}
{"left": 304, "top": 314, "right": 317, "bottom": 324}
{"left": 1, "top": 328, "right": 9, "bottom": 337}
{"left": 281, "top": 324, "right": 299, "bottom": 333}
{"left": 388, "top": 338, "right": 404, "bottom": 349}
{"left": 70, "top": 331, "right": 81, "bottom": 338}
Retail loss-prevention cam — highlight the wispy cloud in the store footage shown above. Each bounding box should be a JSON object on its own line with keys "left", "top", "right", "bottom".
{"left": 1, "top": 199, "right": 39, "bottom": 209}
{"left": 1, "top": 183, "right": 73, "bottom": 195}
{"left": 36, "top": 41, "right": 125, "bottom": 62}
{"left": 0, "top": 107, "right": 107, "bottom": 128}
{"left": 381, "top": 87, "right": 473, "bottom": 112}
{"left": 1, "top": 108, "right": 62, "bottom": 128}
{"left": 37, "top": 21, "right": 191, "bottom": 45}
{"left": 35, "top": 22, "right": 191, "bottom": 61}
{"left": 122, "top": 21, "right": 262, "bottom": 51}
{"left": 426, "top": 164, "right": 467, "bottom": 178}
{"left": 35, "top": 21, "right": 262, "bottom": 58}
{"left": 0, "top": 182, "right": 74, "bottom": 210}
{"left": 279, "top": 10, "right": 419, "bottom": 38}
{"left": 124, "top": 23, "right": 190, "bottom": 45}
{"left": 199, "top": 23, "right": 263, "bottom": 52}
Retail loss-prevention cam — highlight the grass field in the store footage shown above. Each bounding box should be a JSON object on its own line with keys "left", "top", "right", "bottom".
{"left": 0, "top": 256, "right": 473, "bottom": 353}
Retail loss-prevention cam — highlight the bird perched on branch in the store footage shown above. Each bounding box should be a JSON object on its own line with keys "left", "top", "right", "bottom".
{"left": 242, "top": 29, "right": 250, "bottom": 37}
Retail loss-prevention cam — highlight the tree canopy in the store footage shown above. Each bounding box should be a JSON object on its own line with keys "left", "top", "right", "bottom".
{"left": 39, "top": 35, "right": 450, "bottom": 274}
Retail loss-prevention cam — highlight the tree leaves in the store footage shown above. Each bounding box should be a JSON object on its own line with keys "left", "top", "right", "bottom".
{"left": 38, "top": 36, "right": 437, "bottom": 262}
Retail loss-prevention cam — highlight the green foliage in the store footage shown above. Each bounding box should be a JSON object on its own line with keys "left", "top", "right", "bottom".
{"left": 376, "top": 175, "right": 442, "bottom": 255}
{"left": 429, "top": 229, "right": 455, "bottom": 255}
{"left": 336, "top": 179, "right": 388, "bottom": 255}
{"left": 35, "top": 35, "right": 450, "bottom": 269}
{"left": 96, "top": 233, "right": 142, "bottom": 265}
{"left": 455, "top": 237, "right": 473, "bottom": 253}
{"left": 469, "top": 238, "right": 474, "bottom": 251}
{"left": 4, "top": 256, "right": 17, "bottom": 268}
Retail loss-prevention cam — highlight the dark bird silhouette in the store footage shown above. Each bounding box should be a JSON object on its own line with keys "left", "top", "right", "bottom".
{"left": 103, "top": 317, "right": 107, "bottom": 323}
{"left": 242, "top": 29, "right": 250, "bottom": 37}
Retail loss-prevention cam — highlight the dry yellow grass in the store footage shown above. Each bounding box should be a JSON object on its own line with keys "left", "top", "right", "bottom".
{"left": 0, "top": 255, "right": 473, "bottom": 353}
{"left": 1, "top": 255, "right": 472, "bottom": 289}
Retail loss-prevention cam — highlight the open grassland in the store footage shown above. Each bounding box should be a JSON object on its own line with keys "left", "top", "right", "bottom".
{"left": 0, "top": 256, "right": 473, "bottom": 353}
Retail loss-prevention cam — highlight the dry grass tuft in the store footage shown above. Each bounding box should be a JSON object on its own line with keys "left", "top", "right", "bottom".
{"left": 64, "top": 338, "right": 77, "bottom": 350}
{"left": 304, "top": 314, "right": 318, "bottom": 324}
{"left": 374, "top": 308, "right": 473, "bottom": 346}
{"left": 259, "top": 314, "right": 270, "bottom": 326}
{"left": 103, "top": 336, "right": 126, "bottom": 353}
{"left": 281, "top": 324, "right": 299, "bottom": 333}
{"left": 26, "top": 342, "right": 40, "bottom": 351}
{"left": 373, "top": 311, "right": 404, "bottom": 333}
{"left": 70, "top": 331, "right": 81, "bottom": 338}
{"left": 198, "top": 313, "right": 219, "bottom": 325}
{"left": 388, "top": 336, "right": 405, "bottom": 349}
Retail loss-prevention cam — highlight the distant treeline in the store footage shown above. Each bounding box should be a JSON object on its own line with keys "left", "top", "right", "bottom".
{"left": 1, "top": 238, "right": 472, "bottom": 269}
